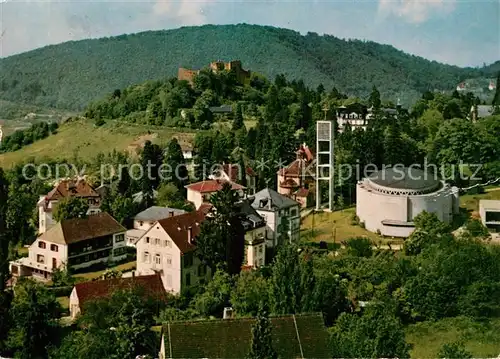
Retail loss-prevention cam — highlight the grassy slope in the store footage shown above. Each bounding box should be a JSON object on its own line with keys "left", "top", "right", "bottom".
{"left": 406, "top": 316, "right": 500, "bottom": 358}
{"left": 0, "top": 119, "right": 197, "bottom": 168}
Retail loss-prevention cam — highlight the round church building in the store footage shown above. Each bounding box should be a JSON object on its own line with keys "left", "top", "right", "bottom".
{"left": 356, "top": 167, "right": 459, "bottom": 238}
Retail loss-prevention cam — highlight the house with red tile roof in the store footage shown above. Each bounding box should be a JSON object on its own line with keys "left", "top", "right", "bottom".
{"left": 37, "top": 178, "right": 102, "bottom": 234}
{"left": 209, "top": 163, "right": 257, "bottom": 195}
{"left": 276, "top": 144, "right": 315, "bottom": 208}
{"left": 185, "top": 179, "right": 245, "bottom": 209}
{"left": 69, "top": 273, "right": 167, "bottom": 319}
{"left": 10, "top": 212, "right": 126, "bottom": 283}
{"left": 135, "top": 203, "right": 267, "bottom": 294}
{"left": 135, "top": 209, "right": 210, "bottom": 294}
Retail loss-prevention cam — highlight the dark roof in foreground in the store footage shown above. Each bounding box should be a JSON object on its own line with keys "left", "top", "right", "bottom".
{"left": 74, "top": 274, "right": 167, "bottom": 311}
{"left": 162, "top": 313, "right": 330, "bottom": 359}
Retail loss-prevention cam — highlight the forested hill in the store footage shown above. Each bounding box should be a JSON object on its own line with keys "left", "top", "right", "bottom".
{"left": 0, "top": 23, "right": 492, "bottom": 110}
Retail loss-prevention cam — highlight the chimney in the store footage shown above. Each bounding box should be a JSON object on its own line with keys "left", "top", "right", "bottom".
{"left": 187, "top": 227, "right": 193, "bottom": 244}
{"left": 223, "top": 307, "right": 234, "bottom": 320}
{"left": 169, "top": 210, "right": 175, "bottom": 217}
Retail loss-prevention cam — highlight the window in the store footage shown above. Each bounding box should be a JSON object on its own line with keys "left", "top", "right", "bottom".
{"left": 38, "top": 241, "right": 46, "bottom": 249}
{"left": 259, "top": 245, "right": 263, "bottom": 254}
{"left": 146, "top": 237, "right": 150, "bottom": 244}
{"left": 166, "top": 255, "right": 172, "bottom": 267}
{"left": 290, "top": 208, "right": 297, "bottom": 217}
{"left": 50, "top": 244, "right": 58, "bottom": 252}
{"left": 154, "top": 254, "right": 161, "bottom": 265}
{"left": 139, "top": 221, "right": 144, "bottom": 227}
{"left": 186, "top": 273, "right": 191, "bottom": 286}
{"left": 37, "top": 254, "right": 45, "bottom": 264}
{"left": 155, "top": 238, "right": 161, "bottom": 246}
{"left": 164, "top": 239, "right": 172, "bottom": 248}
{"left": 259, "top": 258, "right": 264, "bottom": 266}
{"left": 115, "top": 234, "right": 125, "bottom": 243}
{"left": 143, "top": 251, "right": 150, "bottom": 263}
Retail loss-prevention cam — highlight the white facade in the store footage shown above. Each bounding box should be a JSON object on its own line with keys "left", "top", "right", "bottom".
{"left": 255, "top": 206, "right": 300, "bottom": 247}
{"left": 479, "top": 200, "right": 500, "bottom": 232}
{"left": 10, "top": 231, "right": 126, "bottom": 281}
{"left": 187, "top": 189, "right": 205, "bottom": 210}
{"left": 356, "top": 173, "right": 459, "bottom": 238}
{"left": 135, "top": 223, "right": 210, "bottom": 294}
{"left": 244, "top": 226, "right": 266, "bottom": 268}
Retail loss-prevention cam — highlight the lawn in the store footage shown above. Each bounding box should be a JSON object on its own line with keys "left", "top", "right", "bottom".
{"left": 0, "top": 118, "right": 197, "bottom": 168}
{"left": 406, "top": 316, "right": 500, "bottom": 358}
{"left": 460, "top": 187, "right": 500, "bottom": 213}
{"left": 300, "top": 207, "right": 404, "bottom": 245}
{"left": 73, "top": 260, "right": 137, "bottom": 281}
{"left": 57, "top": 296, "right": 70, "bottom": 311}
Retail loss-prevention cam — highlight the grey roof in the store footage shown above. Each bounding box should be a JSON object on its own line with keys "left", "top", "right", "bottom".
{"left": 368, "top": 167, "right": 440, "bottom": 191}
{"left": 236, "top": 200, "right": 265, "bottom": 231}
{"left": 134, "top": 206, "right": 186, "bottom": 221}
{"left": 251, "top": 188, "right": 299, "bottom": 211}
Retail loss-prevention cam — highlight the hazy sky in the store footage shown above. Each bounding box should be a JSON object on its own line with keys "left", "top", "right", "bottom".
{"left": 0, "top": 0, "right": 499, "bottom": 67}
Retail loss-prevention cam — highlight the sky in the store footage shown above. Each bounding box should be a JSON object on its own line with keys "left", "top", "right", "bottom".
{"left": 0, "top": 0, "right": 498, "bottom": 67}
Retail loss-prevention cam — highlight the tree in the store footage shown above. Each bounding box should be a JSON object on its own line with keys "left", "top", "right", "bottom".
{"left": 192, "top": 268, "right": 233, "bottom": 317}
{"left": 163, "top": 138, "right": 188, "bottom": 191}
{"left": 232, "top": 103, "right": 245, "bottom": 131}
{"left": 246, "top": 309, "right": 277, "bottom": 359}
{"left": 52, "top": 287, "right": 161, "bottom": 359}
{"left": 330, "top": 303, "right": 410, "bottom": 359}
{"left": 230, "top": 270, "right": 270, "bottom": 317}
{"left": 437, "top": 341, "right": 472, "bottom": 359}
{"left": 117, "top": 166, "right": 131, "bottom": 196}
{"left": 7, "top": 279, "right": 61, "bottom": 359}
{"left": 140, "top": 140, "right": 163, "bottom": 207}
{"left": 53, "top": 196, "right": 89, "bottom": 222}
{"left": 157, "top": 182, "right": 192, "bottom": 210}
{"left": 196, "top": 183, "right": 245, "bottom": 275}
{"left": 0, "top": 168, "right": 10, "bottom": 291}
{"left": 464, "top": 218, "right": 490, "bottom": 239}
{"left": 346, "top": 237, "right": 373, "bottom": 258}
{"left": 269, "top": 243, "right": 302, "bottom": 314}
{"left": 492, "top": 71, "right": 500, "bottom": 114}
{"left": 368, "top": 85, "right": 381, "bottom": 110}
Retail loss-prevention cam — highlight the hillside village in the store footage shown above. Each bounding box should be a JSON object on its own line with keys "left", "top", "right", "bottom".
{"left": 0, "top": 53, "right": 500, "bottom": 359}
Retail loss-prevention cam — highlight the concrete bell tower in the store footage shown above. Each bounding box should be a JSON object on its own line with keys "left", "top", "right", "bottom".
{"left": 315, "top": 107, "right": 335, "bottom": 211}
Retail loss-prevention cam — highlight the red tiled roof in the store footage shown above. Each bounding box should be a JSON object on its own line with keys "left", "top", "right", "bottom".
{"left": 74, "top": 274, "right": 167, "bottom": 311}
{"left": 185, "top": 180, "right": 245, "bottom": 194}
{"left": 222, "top": 164, "right": 256, "bottom": 183}
{"left": 46, "top": 179, "right": 99, "bottom": 201}
{"left": 295, "top": 188, "right": 309, "bottom": 197}
{"left": 297, "top": 144, "right": 314, "bottom": 162}
{"left": 280, "top": 178, "right": 298, "bottom": 188}
{"left": 157, "top": 210, "right": 207, "bottom": 253}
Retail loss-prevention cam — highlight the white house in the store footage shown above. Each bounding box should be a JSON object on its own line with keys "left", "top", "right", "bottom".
{"left": 185, "top": 180, "right": 245, "bottom": 209}
{"left": 126, "top": 206, "right": 186, "bottom": 247}
{"left": 10, "top": 212, "right": 127, "bottom": 282}
{"left": 251, "top": 188, "right": 301, "bottom": 247}
{"left": 135, "top": 210, "right": 211, "bottom": 294}
{"left": 37, "top": 178, "right": 101, "bottom": 234}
